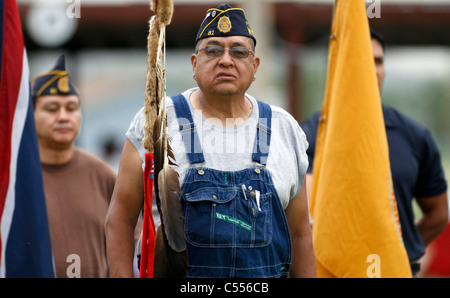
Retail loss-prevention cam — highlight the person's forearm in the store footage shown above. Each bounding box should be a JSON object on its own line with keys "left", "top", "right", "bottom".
{"left": 105, "top": 218, "right": 138, "bottom": 278}
{"left": 290, "top": 233, "right": 317, "bottom": 278}
{"left": 286, "top": 181, "right": 316, "bottom": 277}
{"left": 416, "top": 193, "right": 448, "bottom": 247}
{"left": 417, "top": 214, "right": 447, "bottom": 247}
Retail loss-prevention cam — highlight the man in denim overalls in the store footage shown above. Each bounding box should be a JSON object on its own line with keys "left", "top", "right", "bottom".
{"left": 105, "top": 3, "right": 316, "bottom": 278}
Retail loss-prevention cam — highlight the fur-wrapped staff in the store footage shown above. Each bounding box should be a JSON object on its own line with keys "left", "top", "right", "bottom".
{"left": 139, "top": 0, "right": 188, "bottom": 278}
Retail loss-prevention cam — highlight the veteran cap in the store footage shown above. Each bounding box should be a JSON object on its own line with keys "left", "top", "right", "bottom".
{"left": 195, "top": 3, "right": 256, "bottom": 46}
{"left": 31, "top": 55, "right": 78, "bottom": 103}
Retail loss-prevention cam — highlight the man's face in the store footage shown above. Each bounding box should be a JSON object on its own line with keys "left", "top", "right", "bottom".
{"left": 34, "top": 94, "right": 81, "bottom": 149}
{"left": 191, "top": 36, "right": 260, "bottom": 97}
{"left": 372, "top": 38, "right": 385, "bottom": 93}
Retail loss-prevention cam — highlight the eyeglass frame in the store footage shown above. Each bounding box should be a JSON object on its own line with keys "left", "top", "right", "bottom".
{"left": 195, "top": 45, "right": 255, "bottom": 59}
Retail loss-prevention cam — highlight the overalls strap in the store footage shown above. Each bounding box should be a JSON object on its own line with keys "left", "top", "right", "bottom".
{"left": 172, "top": 94, "right": 272, "bottom": 165}
{"left": 252, "top": 100, "right": 272, "bottom": 166}
{"left": 171, "top": 94, "right": 206, "bottom": 165}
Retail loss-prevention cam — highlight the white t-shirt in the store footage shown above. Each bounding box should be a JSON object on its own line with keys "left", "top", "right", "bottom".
{"left": 126, "top": 88, "right": 308, "bottom": 209}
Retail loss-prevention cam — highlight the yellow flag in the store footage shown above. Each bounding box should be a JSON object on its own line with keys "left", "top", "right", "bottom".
{"left": 309, "top": 0, "right": 412, "bottom": 278}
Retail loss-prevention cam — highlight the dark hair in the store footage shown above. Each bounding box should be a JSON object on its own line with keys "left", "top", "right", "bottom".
{"left": 370, "top": 30, "right": 386, "bottom": 51}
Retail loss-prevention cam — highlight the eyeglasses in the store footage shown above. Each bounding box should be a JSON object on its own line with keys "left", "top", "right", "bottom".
{"left": 196, "top": 45, "right": 254, "bottom": 59}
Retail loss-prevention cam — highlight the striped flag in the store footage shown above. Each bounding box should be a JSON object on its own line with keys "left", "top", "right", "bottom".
{"left": 0, "top": 0, "right": 54, "bottom": 277}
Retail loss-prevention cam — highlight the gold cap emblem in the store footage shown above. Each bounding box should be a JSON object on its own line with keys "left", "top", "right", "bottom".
{"left": 217, "top": 16, "right": 232, "bottom": 33}
{"left": 58, "top": 76, "right": 70, "bottom": 93}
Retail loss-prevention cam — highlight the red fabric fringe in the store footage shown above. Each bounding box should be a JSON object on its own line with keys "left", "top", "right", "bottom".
{"left": 139, "top": 153, "right": 156, "bottom": 278}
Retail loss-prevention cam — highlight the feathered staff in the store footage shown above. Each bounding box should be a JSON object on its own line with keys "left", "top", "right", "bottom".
{"left": 140, "top": 0, "right": 188, "bottom": 278}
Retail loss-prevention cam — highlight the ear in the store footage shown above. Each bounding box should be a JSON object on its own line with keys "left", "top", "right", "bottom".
{"left": 191, "top": 53, "right": 197, "bottom": 78}
{"left": 253, "top": 56, "right": 260, "bottom": 79}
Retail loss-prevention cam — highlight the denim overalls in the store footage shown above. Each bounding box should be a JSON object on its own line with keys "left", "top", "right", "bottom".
{"left": 172, "top": 94, "right": 292, "bottom": 278}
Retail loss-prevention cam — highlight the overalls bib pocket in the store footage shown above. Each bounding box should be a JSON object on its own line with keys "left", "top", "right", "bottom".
{"left": 183, "top": 181, "right": 273, "bottom": 248}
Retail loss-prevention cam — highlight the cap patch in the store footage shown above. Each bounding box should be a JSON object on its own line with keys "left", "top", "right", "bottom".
{"left": 217, "top": 16, "right": 232, "bottom": 33}
{"left": 58, "top": 76, "right": 70, "bottom": 93}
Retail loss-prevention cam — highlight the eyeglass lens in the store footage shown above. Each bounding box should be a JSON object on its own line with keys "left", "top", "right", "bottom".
{"left": 201, "top": 46, "right": 251, "bottom": 59}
